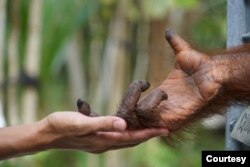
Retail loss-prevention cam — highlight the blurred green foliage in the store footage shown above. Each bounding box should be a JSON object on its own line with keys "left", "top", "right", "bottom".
{"left": 190, "top": 0, "right": 226, "bottom": 50}
{"left": 0, "top": 0, "right": 226, "bottom": 167}
{"left": 41, "top": 0, "right": 99, "bottom": 78}
{"left": 129, "top": 127, "right": 224, "bottom": 167}
{"left": 175, "top": 0, "right": 198, "bottom": 8}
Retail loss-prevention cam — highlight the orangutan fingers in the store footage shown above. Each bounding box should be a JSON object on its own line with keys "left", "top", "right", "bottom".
{"left": 165, "top": 29, "right": 191, "bottom": 54}
{"left": 138, "top": 89, "right": 168, "bottom": 111}
{"left": 89, "top": 111, "right": 99, "bottom": 117}
{"left": 77, "top": 99, "right": 100, "bottom": 117}
{"left": 117, "top": 80, "right": 150, "bottom": 112}
{"left": 77, "top": 99, "right": 91, "bottom": 116}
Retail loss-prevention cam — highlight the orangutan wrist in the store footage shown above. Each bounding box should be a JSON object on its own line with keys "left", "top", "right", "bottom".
{"left": 210, "top": 55, "right": 230, "bottom": 86}
{"left": 212, "top": 54, "right": 250, "bottom": 92}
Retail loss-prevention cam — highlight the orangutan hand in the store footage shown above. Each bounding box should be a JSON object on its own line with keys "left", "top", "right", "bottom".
{"left": 117, "top": 28, "right": 250, "bottom": 132}
{"left": 152, "top": 30, "right": 223, "bottom": 131}
{"left": 116, "top": 30, "right": 225, "bottom": 131}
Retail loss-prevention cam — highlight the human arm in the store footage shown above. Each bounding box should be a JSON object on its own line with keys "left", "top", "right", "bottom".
{"left": 0, "top": 111, "right": 169, "bottom": 160}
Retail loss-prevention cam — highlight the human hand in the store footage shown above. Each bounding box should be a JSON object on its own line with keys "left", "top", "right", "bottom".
{"left": 44, "top": 112, "right": 169, "bottom": 153}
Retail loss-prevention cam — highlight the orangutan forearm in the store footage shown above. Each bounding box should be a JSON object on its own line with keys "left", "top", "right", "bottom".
{"left": 213, "top": 46, "right": 250, "bottom": 101}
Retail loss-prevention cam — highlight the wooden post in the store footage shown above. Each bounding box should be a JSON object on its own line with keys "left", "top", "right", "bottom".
{"left": 226, "top": 0, "right": 250, "bottom": 150}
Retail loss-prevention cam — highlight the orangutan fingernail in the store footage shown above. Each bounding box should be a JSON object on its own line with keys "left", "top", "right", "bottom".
{"left": 165, "top": 28, "right": 172, "bottom": 41}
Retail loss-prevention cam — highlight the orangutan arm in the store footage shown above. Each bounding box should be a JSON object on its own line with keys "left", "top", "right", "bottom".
{"left": 115, "top": 30, "right": 250, "bottom": 131}
{"left": 212, "top": 47, "right": 250, "bottom": 103}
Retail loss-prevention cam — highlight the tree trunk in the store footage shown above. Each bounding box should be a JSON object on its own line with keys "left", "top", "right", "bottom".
{"left": 22, "top": 0, "right": 42, "bottom": 123}
{"left": 66, "top": 31, "right": 86, "bottom": 104}
{"left": 0, "top": 0, "right": 5, "bottom": 82}
{"left": 147, "top": 10, "right": 185, "bottom": 86}
{"left": 96, "top": 1, "right": 129, "bottom": 167}
{"left": 95, "top": 0, "right": 128, "bottom": 115}
{"left": 7, "top": 0, "right": 20, "bottom": 125}
{"left": 0, "top": 0, "right": 6, "bottom": 127}
{"left": 147, "top": 19, "right": 172, "bottom": 85}
{"left": 88, "top": 22, "right": 103, "bottom": 112}
{"left": 133, "top": 22, "right": 150, "bottom": 80}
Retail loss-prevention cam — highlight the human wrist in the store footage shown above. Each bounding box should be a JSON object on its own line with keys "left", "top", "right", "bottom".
{"left": 20, "top": 118, "right": 59, "bottom": 154}
{"left": 34, "top": 117, "right": 60, "bottom": 150}
{"left": 17, "top": 118, "right": 59, "bottom": 155}
{"left": 0, "top": 119, "right": 57, "bottom": 160}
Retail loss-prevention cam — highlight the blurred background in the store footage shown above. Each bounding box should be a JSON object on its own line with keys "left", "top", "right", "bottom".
{"left": 0, "top": 0, "right": 226, "bottom": 166}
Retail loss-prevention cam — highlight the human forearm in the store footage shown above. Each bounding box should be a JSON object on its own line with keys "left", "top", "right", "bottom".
{"left": 0, "top": 119, "right": 54, "bottom": 160}
{"left": 0, "top": 111, "right": 167, "bottom": 160}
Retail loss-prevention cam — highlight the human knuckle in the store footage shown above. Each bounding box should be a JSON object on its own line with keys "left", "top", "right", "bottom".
{"left": 100, "top": 119, "right": 110, "bottom": 130}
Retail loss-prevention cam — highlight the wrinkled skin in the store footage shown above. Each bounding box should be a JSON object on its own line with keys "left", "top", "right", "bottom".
{"left": 46, "top": 112, "right": 168, "bottom": 154}
{"left": 154, "top": 30, "right": 222, "bottom": 131}
{"left": 116, "top": 80, "right": 168, "bottom": 129}
{"left": 78, "top": 81, "right": 168, "bottom": 129}
{"left": 79, "top": 30, "right": 250, "bottom": 132}
{"left": 116, "top": 30, "right": 223, "bottom": 131}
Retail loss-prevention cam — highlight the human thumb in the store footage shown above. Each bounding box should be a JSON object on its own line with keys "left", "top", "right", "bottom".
{"left": 86, "top": 116, "right": 127, "bottom": 132}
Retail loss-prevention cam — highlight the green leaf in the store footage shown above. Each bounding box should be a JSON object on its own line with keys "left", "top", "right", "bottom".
{"left": 141, "top": 0, "right": 173, "bottom": 19}
{"left": 175, "top": 0, "right": 198, "bottom": 8}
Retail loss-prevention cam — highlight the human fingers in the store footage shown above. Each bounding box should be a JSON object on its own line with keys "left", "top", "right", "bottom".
{"left": 96, "top": 128, "right": 169, "bottom": 146}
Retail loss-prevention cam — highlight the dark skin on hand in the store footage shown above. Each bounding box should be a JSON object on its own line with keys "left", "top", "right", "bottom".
{"left": 114, "top": 30, "right": 223, "bottom": 131}
{"left": 80, "top": 29, "right": 250, "bottom": 133}
{"left": 4, "top": 28, "right": 250, "bottom": 160}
